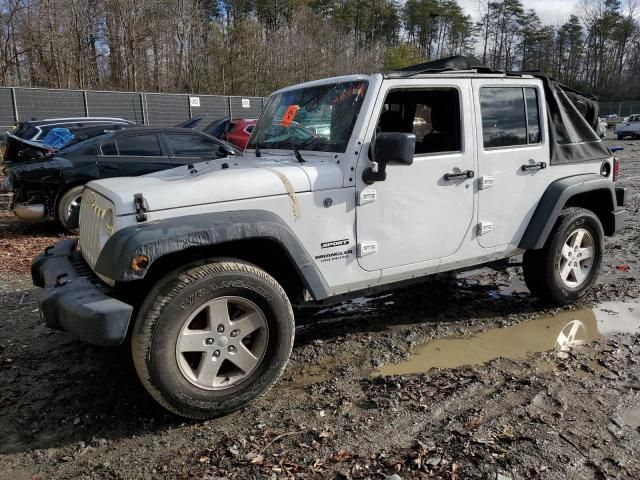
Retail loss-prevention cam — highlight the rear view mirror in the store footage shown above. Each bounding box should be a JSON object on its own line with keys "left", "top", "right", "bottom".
{"left": 363, "top": 132, "right": 416, "bottom": 184}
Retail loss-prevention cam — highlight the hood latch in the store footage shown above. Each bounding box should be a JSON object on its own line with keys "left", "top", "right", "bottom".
{"left": 133, "top": 193, "right": 149, "bottom": 222}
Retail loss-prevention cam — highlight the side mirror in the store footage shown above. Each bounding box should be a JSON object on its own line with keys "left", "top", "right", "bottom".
{"left": 362, "top": 132, "right": 416, "bottom": 185}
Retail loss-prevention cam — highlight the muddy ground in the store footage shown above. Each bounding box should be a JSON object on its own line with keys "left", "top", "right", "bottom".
{"left": 0, "top": 137, "right": 639, "bottom": 480}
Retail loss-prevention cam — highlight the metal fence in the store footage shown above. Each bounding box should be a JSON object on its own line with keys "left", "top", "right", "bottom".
{"left": 0, "top": 86, "right": 266, "bottom": 131}
{"left": 599, "top": 101, "right": 640, "bottom": 117}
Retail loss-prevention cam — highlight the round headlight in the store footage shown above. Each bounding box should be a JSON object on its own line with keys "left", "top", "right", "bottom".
{"left": 103, "top": 208, "right": 114, "bottom": 235}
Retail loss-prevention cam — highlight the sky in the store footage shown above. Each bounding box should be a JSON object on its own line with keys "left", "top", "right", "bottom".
{"left": 456, "top": 0, "right": 582, "bottom": 24}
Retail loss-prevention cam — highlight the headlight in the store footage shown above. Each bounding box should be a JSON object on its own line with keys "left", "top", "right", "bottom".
{"left": 103, "top": 208, "right": 114, "bottom": 235}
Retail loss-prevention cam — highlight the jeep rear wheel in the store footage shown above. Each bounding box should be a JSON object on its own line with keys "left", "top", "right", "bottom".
{"left": 131, "top": 260, "right": 295, "bottom": 419}
{"left": 523, "top": 207, "right": 604, "bottom": 305}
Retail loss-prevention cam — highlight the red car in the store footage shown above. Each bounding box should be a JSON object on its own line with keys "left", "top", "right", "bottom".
{"left": 204, "top": 118, "right": 256, "bottom": 151}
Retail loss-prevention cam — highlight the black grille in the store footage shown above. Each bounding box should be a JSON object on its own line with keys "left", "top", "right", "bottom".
{"left": 70, "top": 251, "right": 108, "bottom": 289}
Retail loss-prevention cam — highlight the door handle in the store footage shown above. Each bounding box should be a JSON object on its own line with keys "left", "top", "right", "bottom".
{"left": 521, "top": 161, "right": 547, "bottom": 171}
{"left": 444, "top": 170, "right": 474, "bottom": 181}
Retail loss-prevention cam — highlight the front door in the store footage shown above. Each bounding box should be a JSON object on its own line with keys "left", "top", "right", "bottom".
{"left": 356, "top": 79, "right": 476, "bottom": 271}
{"left": 472, "top": 79, "right": 551, "bottom": 248}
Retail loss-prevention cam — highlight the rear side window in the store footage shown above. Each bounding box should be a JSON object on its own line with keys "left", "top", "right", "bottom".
{"left": 116, "top": 134, "right": 162, "bottom": 156}
{"left": 480, "top": 87, "right": 541, "bottom": 148}
{"left": 165, "top": 133, "right": 223, "bottom": 157}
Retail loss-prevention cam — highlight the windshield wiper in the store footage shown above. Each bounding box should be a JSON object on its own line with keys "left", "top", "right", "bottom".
{"left": 290, "top": 140, "right": 305, "bottom": 163}
{"left": 287, "top": 126, "right": 305, "bottom": 163}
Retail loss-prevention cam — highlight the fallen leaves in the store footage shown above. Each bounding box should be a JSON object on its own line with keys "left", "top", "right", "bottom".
{"left": 0, "top": 209, "right": 72, "bottom": 274}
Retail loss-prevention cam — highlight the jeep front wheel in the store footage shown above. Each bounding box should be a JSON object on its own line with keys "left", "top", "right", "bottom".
{"left": 131, "top": 260, "right": 295, "bottom": 419}
{"left": 523, "top": 207, "right": 604, "bottom": 305}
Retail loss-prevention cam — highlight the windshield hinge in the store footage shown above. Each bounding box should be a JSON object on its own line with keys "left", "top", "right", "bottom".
{"left": 133, "top": 193, "right": 149, "bottom": 222}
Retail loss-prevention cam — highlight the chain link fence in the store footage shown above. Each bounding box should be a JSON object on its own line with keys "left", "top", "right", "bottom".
{"left": 599, "top": 101, "right": 640, "bottom": 117}
{"left": 0, "top": 86, "right": 266, "bottom": 131}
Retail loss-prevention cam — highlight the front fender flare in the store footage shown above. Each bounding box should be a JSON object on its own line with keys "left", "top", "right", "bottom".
{"left": 94, "top": 210, "right": 330, "bottom": 299}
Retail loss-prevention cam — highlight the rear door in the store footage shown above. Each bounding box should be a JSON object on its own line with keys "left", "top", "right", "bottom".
{"left": 472, "top": 79, "right": 551, "bottom": 248}
{"left": 163, "top": 132, "right": 228, "bottom": 164}
{"left": 97, "top": 132, "right": 174, "bottom": 177}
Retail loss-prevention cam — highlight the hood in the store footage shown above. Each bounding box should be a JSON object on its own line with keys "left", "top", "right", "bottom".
{"left": 1, "top": 133, "right": 55, "bottom": 167}
{"left": 87, "top": 155, "right": 343, "bottom": 215}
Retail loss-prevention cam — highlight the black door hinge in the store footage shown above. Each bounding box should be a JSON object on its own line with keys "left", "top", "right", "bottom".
{"left": 133, "top": 193, "right": 149, "bottom": 222}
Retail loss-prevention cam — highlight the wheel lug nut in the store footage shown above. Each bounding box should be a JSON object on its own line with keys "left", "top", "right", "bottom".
{"left": 228, "top": 345, "right": 236, "bottom": 353}
{"left": 213, "top": 350, "right": 220, "bottom": 357}
{"left": 230, "top": 330, "right": 238, "bottom": 337}
{"left": 217, "top": 325, "right": 224, "bottom": 333}
{"left": 205, "top": 338, "right": 214, "bottom": 345}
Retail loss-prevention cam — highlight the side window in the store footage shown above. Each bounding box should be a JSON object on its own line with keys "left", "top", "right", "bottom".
{"left": 525, "top": 88, "right": 541, "bottom": 144}
{"left": 101, "top": 140, "right": 117, "bottom": 155}
{"left": 480, "top": 87, "right": 541, "bottom": 148}
{"left": 116, "top": 134, "right": 162, "bottom": 156}
{"left": 164, "top": 133, "right": 223, "bottom": 158}
{"left": 376, "top": 88, "right": 461, "bottom": 155}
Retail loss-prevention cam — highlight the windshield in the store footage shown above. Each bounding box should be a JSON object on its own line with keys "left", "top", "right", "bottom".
{"left": 248, "top": 80, "right": 368, "bottom": 153}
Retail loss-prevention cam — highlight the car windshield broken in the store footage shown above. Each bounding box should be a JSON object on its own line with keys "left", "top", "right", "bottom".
{"left": 248, "top": 80, "right": 368, "bottom": 153}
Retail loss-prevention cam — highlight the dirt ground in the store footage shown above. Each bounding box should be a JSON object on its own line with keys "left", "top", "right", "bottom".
{"left": 0, "top": 137, "right": 639, "bottom": 480}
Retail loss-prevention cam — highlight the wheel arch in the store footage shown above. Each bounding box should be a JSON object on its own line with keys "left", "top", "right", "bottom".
{"left": 519, "top": 174, "right": 618, "bottom": 250}
{"left": 140, "top": 238, "right": 314, "bottom": 303}
{"left": 94, "top": 210, "right": 331, "bottom": 302}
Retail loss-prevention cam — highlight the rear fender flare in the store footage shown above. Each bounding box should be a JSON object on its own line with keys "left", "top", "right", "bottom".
{"left": 519, "top": 174, "right": 617, "bottom": 250}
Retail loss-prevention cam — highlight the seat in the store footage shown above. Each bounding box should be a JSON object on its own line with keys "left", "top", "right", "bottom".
{"left": 419, "top": 103, "right": 459, "bottom": 153}
{"left": 377, "top": 110, "right": 405, "bottom": 133}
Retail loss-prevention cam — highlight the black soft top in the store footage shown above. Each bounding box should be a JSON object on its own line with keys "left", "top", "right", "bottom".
{"left": 389, "top": 56, "right": 610, "bottom": 165}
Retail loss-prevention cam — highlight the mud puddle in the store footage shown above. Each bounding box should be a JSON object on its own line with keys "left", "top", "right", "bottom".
{"left": 376, "top": 301, "right": 640, "bottom": 376}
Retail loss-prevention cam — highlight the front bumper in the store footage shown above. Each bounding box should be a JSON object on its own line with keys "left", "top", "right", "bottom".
{"left": 32, "top": 239, "right": 133, "bottom": 346}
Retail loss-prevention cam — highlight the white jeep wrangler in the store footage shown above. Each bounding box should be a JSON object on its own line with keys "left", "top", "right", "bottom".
{"left": 32, "top": 57, "right": 626, "bottom": 418}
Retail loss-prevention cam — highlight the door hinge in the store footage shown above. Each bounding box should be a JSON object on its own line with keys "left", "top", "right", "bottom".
{"left": 477, "top": 221, "right": 493, "bottom": 235}
{"left": 357, "top": 241, "right": 377, "bottom": 257}
{"left": 357, "top": 188, "right": 377, "bottom": 206}
{"left": 478, "top": 175, "right": 494, "bottom": 190}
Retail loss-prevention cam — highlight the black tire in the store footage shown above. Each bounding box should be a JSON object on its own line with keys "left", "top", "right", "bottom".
{"left": 131, "top": 259, "right": 295, "bottom": 419}
{"left": 617, "top": 134, "right": 624, "bottom": 140}
{"left": 523, "top": 207, "right": 604, "bottom": 305}
{"left": 57, "top": 185, "right": 84, "bottom": 233}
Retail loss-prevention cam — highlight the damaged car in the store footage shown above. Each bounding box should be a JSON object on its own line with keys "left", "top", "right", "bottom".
{"left": 4, "top": 127, "right": 239, "bottom": 231}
